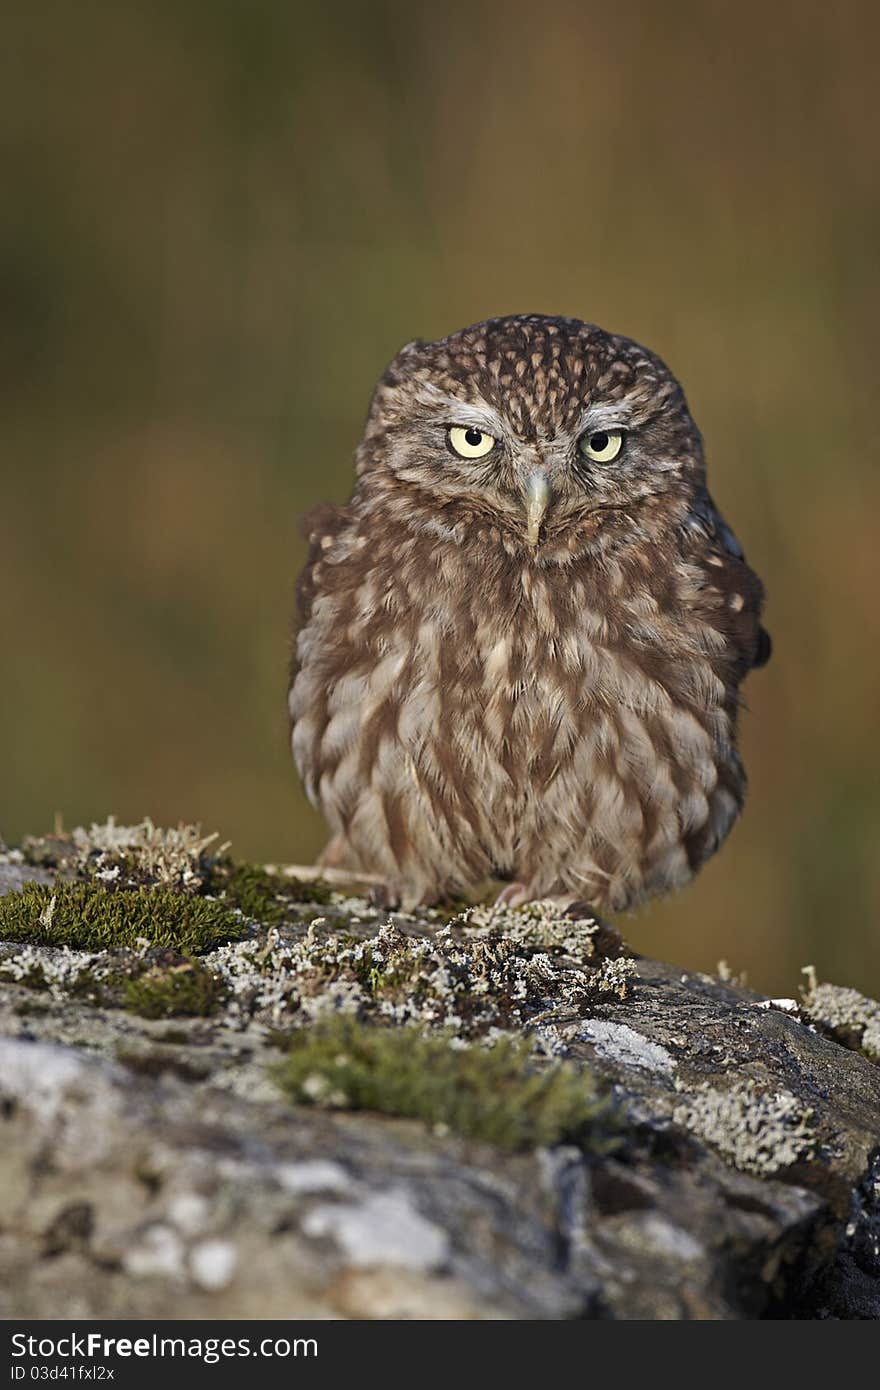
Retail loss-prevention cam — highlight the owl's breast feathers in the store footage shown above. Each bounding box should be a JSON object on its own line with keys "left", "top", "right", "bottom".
{"left": 289, "top": 496, "right": 768, "bottom": 910}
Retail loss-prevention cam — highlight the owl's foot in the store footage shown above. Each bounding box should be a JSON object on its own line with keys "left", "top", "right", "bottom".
{"left": 317, "top": 835, "right": 355, "bottom": 870}
{"left": 368, "top": 880, "right": 403, "bottom": 911}
{"left": 493, "top": 881, "right": 531, "bottom": 909}
{"left": 493, "top": 883, "right": 595, "bottom": 918}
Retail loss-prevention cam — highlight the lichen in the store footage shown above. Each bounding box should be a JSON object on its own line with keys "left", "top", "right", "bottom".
{"left": 273, "top": 1016, "right": 616, "bottom": 1152}
{"left": 801, "top": 968, "right": 880, "bottom": 1063}
{"left": 579, "top": 1018, "right": 676, "bottom": 1076}
{"left": 0, "top": 883, "right": 250, "bottom": 954}
{"left": 207, "top": 920, "right": 612, "bottom": 1037}
{"left": 22, "top": 817, "right": 221, "bottom": 890}
{"left": 0, "top": 958, "right": 50, "bottom": 992}
{"left": 673, "top": 1079, "right": 816, "bottom": 1175}
{"left": 716, "top": 959, "right": 748, "bottom": 987}
{"left": 2, "top": 831, "right": 635, "bottom": 1042}
{"left": 588, "top": 957, "right": 638, "bottom": 1000}
{"left": 451, "top": 899, "right": 616, "bottom": 962}
{"left": 0, "top": 941, "right": 107, "bottom": 994}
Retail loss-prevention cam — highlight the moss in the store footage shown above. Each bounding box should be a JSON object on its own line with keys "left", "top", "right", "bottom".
{"left": 155, "top": 1026, "right": 192, "bottom": 1045}
{"left": 273, "top": 1017, "right": 616, "bottom": 1152}
{"left": 115, "top": 1044, "right": 212, "bottom": 1082}
{"left": 271, "top": 872, "right": 333, "bottom": 907}
{"left": 209, "top": 858, "right": 332, "bottom": 920}
{"left": 120, "top": 961, "right": 226, "bottom": 1019}
{"left": 221, "top": 863, "right": 289, "bottom": 924}
{"left": 13, "top": 998, "right": 50, "bottom": 1018}
{"left": 19, "top": 822, "right": 334, "bottom": 921}
{"left": 64, "top": 974, "right": 115, "bottom": 1008}
{"left": 0, "top": 883, "right": 249, "bottom": 954}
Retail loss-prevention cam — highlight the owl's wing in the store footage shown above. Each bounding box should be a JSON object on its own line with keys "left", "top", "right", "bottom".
{"left": 294, "top": 502, "right": 352, "bottom": 631}
{"left": 289, "top": 502, "right": 354, "bottom": 699}
{"left": 682, "top": 492, "right": 771, "bottom": 677}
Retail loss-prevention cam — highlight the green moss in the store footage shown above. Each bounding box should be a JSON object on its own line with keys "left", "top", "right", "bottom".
{"left": 0, "top": 883, "right": 249, "bottom": 954}
{"left": 278, "top": 874, "right": 334, "bottom": 906}
{"left": 115, "top": 1045, "right": 212, "bottom": 1082}
{"left": 210, "top": 862, "right": 288, "bottom": 925}
{"left": 65, "top": 968, "right": 114, "bottom": 1004}
{"left": 13, "top": 998, "right": 50, "bottom": 1018}
{"left": 273, "top": 1018, "right": 616, "bottom": 1153}
{"left": 120, "top": 961, "right": 226, "bottom": 1019}
{"left": 155, "top": 1026, "right": 192, "bottom": 1045}
{"left": 210, "top": 859, "right": 332, "bottom": 920}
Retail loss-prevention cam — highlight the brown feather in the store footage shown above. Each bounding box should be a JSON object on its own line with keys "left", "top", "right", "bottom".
{"left": 289, "top": 315, "right": 769, "bottom": 910}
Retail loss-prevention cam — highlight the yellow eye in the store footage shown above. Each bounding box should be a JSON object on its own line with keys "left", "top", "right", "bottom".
{"left": 579, "top": 429, "right": 624, "bottom": 463}
{"left": 448, "top": 425, "right": 497, "bottom": 459}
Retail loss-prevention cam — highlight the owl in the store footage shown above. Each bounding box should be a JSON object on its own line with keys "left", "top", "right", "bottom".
{"left": 289, "top": 315, "right": 770, "bottom": 913}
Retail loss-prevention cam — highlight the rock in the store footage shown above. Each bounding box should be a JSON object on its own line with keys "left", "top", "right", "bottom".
{"left": 0, "top": 826, "right": 878, "bottom": 1320}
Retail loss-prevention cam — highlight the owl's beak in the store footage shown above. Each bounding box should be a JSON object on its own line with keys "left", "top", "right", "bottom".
{"left": 523, "top": 471, "right": 551, "bottom": 547}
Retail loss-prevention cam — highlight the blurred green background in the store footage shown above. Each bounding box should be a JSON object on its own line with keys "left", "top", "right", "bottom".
{"left": 2, "top": 1, "right": 878, "bottom": 995}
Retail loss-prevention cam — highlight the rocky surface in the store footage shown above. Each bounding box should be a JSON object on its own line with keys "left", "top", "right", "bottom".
{"left": 0, "top": 822, "right": 878, "bottom": 1320}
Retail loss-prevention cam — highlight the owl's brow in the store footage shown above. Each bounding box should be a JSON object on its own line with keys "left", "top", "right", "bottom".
{"left": 411, "top": 385, "right": 506, "bottom": 437}
{"left": 573, "top": 394, "right": 666, "bottom": 436}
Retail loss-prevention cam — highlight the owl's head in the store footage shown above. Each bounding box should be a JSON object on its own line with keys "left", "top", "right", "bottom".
{"left": 357, "top": 314, "right": 705, "bottom": 550}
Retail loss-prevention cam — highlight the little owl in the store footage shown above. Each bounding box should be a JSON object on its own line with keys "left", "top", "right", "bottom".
{"left": 289, "top": 315, "right": 770, "bottom": 912}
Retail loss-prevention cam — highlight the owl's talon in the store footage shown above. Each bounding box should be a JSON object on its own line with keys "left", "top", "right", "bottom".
{"left": 493, "top": 881, "right": 531, "bottom": 908}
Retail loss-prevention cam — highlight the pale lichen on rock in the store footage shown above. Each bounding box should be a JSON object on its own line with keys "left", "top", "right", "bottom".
{"left": 1, "top": 820, "right": 879, "bottom": 1319}
{"left": 672, "top": 1079, "right": 816, "bottom": 1176}
{"left": 204, "top": 915, "right": 628, "bottom": 1036}
{"left": 801, "top": 967, "right": 880, "bottom": 1063}
{"left": 22, "top": 817, "right": 222, "bottom": 890}
{"left": 577, "top": 1018, "right": 677, "bottom": 1077}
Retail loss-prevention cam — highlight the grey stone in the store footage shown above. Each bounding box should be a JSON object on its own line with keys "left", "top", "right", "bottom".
{"left": 1, "top": 846, "right": 878, "bottom": 1320}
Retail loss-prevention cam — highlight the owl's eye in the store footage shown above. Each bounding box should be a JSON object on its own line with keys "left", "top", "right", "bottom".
{"left": 579, "top": 429, "right": 624, "bottom": 463}
{"left": 447, "top": 425, "right": 497, "bottom": 459}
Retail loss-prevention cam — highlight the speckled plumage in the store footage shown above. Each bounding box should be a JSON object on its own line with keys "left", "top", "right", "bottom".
{"left": 289, "top": 315, "right": 770, "bottom": 911}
